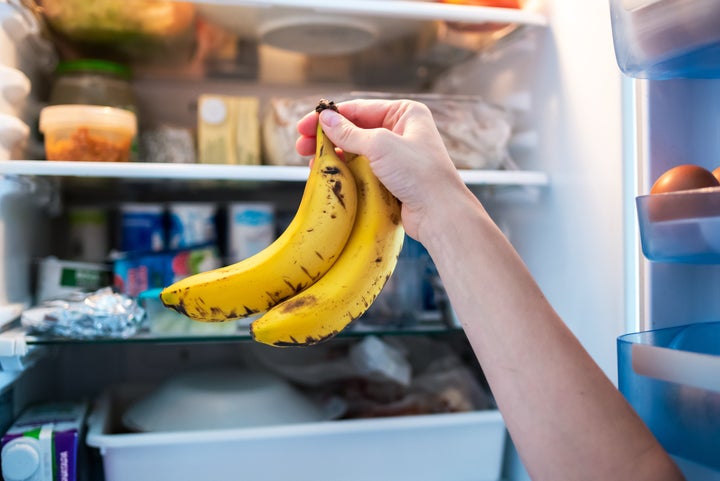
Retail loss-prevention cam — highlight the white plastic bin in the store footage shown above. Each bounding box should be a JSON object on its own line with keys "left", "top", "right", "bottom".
{"left": 87, "top": 386, "right": 507, "bottom": 481}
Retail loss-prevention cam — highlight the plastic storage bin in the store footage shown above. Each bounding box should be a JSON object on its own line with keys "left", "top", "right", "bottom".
{"left": 617, "top": 322, "right": 720, "bottom": 475}
{"left": 636, "top": 187, "right": 720, "bottom": 263}
{"left": 609, "top": 0, "right": 720, "bottom": 79}
{"left": 87, "top": 386, "right": 507, "bottom": 481}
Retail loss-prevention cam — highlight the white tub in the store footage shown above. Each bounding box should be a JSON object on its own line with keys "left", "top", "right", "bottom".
{"left": 87, "top": 385, "right": 507, "bottom": 481}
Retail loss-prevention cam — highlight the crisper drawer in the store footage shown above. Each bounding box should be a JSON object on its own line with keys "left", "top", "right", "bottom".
{"left": 86, "top": 387, "right": 507, "bottom": 481}
{"left": 617, "top": 322, "right": 720, "bottom": 478}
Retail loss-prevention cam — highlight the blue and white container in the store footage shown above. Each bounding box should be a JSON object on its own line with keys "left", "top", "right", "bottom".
{"left": 167, "top": 202, "right": 217, "bottom": 250}
{"left": 119, "top": 203, "right": 165, "bottom": 253}
{"left": 227, "top": 202, "right": 275, "bottom": 263}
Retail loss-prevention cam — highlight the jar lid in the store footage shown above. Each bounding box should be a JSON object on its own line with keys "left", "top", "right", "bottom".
{"left": 55, "top": 59, "right": 132, "bottom": 80}
{"left": 39, "top": 105, "right": 137, "bottom": 135}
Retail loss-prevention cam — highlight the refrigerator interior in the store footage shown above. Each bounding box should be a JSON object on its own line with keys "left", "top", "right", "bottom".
{"left": 0, "top": 1, "right": 631, "bottom": 480}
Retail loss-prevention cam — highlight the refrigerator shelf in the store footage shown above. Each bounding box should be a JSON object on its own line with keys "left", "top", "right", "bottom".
{"left": 190, "top": 0, "right": 548, "bottom": 26}
{"left": 618, "top": 322, "right": 720, "bottom": 475}
{"left": 636, "top": 188, "right": 720, "bottom": 263}
{"left": 3, "top": 318, "right": 459, "bottom": 347}
{"left": 0, "top": 160, "right": 550, "bottom": 187}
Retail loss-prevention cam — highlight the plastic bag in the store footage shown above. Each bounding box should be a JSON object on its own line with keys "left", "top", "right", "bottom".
{"left": 248, "top": 335, "right": 495, "bottom": 420}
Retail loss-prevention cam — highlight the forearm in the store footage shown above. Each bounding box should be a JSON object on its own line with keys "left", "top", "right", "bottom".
{"left": 419, "top": 188, "right": 683, "bottom": 481}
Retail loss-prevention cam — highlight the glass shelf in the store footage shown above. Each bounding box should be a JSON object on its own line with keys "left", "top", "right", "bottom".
{"left": 15, "top": 317, "right": 457, "bottom": 346}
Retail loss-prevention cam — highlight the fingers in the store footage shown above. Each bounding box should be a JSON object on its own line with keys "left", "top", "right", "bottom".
{"left": 294, "top": 98, "right": 423, "bottom": 157}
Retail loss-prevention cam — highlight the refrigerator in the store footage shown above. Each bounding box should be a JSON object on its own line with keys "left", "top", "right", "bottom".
{"left": 0, "top": 0, "right": 715, "bottom": 480}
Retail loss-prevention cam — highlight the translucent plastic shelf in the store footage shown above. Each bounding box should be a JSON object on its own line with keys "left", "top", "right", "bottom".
{"left": 618, "top": 322, "right": 720, "bottom": 473}
{"left": 636, "top": 187, "right": 720, "bottom": 263}
{"left": 609, "top": 0, "right": 720, "bottom": 79}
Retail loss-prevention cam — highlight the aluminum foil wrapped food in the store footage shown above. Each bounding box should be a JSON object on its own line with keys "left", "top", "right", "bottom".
{"left": 262, "top": 93, "right": 514, "bottom": 170}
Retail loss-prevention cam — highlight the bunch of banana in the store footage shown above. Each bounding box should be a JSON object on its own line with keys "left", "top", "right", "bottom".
{"left": 250, "top": 151, "right": 404, "bottom": 346}
{"left": 160, "top": 100, "right": 405, "bottom": 347}
{"left": 159, "top": 106, "right": 358, "bottom": 322}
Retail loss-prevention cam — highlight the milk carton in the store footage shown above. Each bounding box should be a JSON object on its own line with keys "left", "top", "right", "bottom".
{"left": 1, "top": 402, "right": 87, "bottom": 481}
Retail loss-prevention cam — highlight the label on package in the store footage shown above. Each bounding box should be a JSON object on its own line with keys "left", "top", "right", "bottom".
{"left": 227, "top": 203, "right": 275, "bottom": 263}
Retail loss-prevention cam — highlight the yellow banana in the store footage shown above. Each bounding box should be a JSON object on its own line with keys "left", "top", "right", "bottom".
{"left": 159, "top": 122, "right": 358, "bottom": 322}
{"left": 250, "top": 153, "right": 405, "bottom": 347}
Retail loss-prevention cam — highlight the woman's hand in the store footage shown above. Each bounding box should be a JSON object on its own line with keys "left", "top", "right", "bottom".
{"left": 296, "top": 99, "right": 468, "bottom": 241}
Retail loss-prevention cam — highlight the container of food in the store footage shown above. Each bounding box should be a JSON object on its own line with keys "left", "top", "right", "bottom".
{"left": 39, "top": 104, "right": 137, "bottom": 162}
{"left": 49, "top": 59, "right": 137, "bottom": 113}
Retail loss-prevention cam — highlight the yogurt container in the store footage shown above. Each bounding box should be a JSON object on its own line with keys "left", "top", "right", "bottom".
{"left": 167, "top": 202, "right": 217, "bottom": 249}
{"left": 119, "top": 203, "right": 165, "bottom": 253}
{"left": 227, "top": 202, "right": 275, "bottom": 263}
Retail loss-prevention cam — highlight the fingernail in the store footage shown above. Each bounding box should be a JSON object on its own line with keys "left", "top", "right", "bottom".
{"left": 320, "top": 109, "right": 340, "bottom": 127}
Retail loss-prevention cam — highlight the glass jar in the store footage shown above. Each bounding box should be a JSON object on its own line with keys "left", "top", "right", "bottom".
{"left": 49, "top": 59, "right": 137, "bottom": 113}
{"left": 49, "top": 59, "right": 139, "bottom": 160}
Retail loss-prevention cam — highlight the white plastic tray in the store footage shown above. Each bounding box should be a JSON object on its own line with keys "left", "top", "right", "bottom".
{"left": 87, "top": 385, "right": 507, "bottom": 481}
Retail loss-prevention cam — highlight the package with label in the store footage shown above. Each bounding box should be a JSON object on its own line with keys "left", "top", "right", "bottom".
{"left": 113, "top": 246, "right": 222, "bottom": 297}
{"left": 119, "top": 203, "right": 166, "bottom": 253}
{"left": 167, "top": 202, "right": 217, "bottom": 250}
{"left": 37, "top": 257, "right": 113, "bottom": 303}
{"left": 1, "top": 401, "right": 88, "bottom": 481}
{"left": 67, "top": 206, "right": 109, "bottom": 262}
{"left": 226, "top": 202, "right": 275, "bottom": 263}
{"left": 198, "top": 94, "right": 260, "bottom": 165}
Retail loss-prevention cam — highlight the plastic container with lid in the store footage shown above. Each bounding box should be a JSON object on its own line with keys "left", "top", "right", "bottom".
{"left": 39, "top": 105, "right": 137, "bottom": 162}
{"left": 49, "top": 59, "right": 137, "bottom": 113}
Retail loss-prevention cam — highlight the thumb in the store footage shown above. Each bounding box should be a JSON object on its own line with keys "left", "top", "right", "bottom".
{"left": 319, "top": 109, "right": 368, "bottom": 156}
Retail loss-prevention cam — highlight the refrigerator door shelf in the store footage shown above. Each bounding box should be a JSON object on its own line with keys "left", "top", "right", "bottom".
{"left": 617, "top": 322, "right": 720, "bottom": 473}
{"left": 609, "top": 0, "right": 720, "bottom": 79}
{"left": 636, "top": 189, "right": 720, "bottom": 263}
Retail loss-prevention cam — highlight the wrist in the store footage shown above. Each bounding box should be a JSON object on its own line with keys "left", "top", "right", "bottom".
{"left": 417, "top": 184, "right": 487, "bottom": 254}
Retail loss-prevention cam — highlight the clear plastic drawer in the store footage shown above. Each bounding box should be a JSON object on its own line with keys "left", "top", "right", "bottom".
{"left": 636, "top": 188, "right": 720, "bottom": 263}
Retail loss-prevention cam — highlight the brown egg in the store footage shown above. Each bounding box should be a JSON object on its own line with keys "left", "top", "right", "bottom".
{"left": 650, "top": 164, "right": 720, "bottom": 194}
{"left": 648, "top": 164, "right": 720, "bottom": 222}
{"left": 712, "top": 166, "right": 720, "bottom": 183}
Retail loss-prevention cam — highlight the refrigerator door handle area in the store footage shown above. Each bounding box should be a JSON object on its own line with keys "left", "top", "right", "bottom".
{"left": 632, "top": 344, "right": 720, "bottom": 393}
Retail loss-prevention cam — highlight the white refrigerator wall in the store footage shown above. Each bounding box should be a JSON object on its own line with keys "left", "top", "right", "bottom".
{"left": 435, "top": 1, "right": 628, "bottom": 478}
{"left": 444, "top": 0, "right": 627, "bottom": 380}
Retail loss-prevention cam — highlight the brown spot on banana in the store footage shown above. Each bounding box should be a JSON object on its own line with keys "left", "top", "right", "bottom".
{"left": 315, "top": 251, "right": 325, "bottom": 260}
{"left": 322, "top": 166, "right": 341, "bottom": 175}
{"left": 331, "top": 180, "right": 346, "bottom": 209}
{"left": 300, "top": 265, "right": 319, "bottom": 281}
{"left": 271, "top": 330, "right": 340, "bottom": 347}
{"left": 277, "top": 294, "right": 318, "bottom": 313}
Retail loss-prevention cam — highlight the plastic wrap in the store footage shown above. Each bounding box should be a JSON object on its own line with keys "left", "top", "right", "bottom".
{"left": 262, "top": 93, "right": 514, "bottom": 170}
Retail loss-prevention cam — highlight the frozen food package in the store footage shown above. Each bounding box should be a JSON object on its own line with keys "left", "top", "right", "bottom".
{"left": 262, "top": 93, "right": 514, "bottom": 170}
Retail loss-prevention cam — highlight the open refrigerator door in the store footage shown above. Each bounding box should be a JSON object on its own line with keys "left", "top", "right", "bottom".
{"left": 609, "top": 0, "right": 720, "bottom": 479}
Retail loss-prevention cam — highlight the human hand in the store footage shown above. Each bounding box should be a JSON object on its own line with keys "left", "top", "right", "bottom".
{"left": 296, "top": 99, "right": 467, "bottom": 241}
